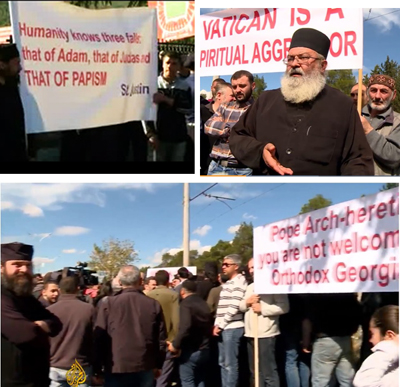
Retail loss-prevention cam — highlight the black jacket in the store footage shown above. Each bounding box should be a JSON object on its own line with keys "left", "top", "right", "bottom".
{"left": 173, "top": 294, "right": 213, "bottom": 353}
{"left": 93, "top": 288, "right": 166, "bottom": 374}
{"left": 1, "top": 286, "right": 62, "bottom": 387}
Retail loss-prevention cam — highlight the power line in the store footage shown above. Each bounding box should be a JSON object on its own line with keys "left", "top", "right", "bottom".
{"left": 190, "top": 183, "right": 218, "bottom": 202}
{"left": 364, "top": 9, "right": 400, "bottom": 22}
{"left": 205, "top": 183, "right": 285, "bottom": 225}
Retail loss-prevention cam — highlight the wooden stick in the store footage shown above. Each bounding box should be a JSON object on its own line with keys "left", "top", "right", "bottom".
{"left": 254, "top": 311, "right": 259, "bottom": 387}
{"left": 357, "top": 68, "right": 363, "bottom": 114}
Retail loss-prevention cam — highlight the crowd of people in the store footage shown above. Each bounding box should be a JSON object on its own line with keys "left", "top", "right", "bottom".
{"left": 0, "top": 42, "right": 194, "bottom": 164}
{"left": 2, "top": 242, "right": 399, "bottom": 387}
{"left": 200, "top": 27, "right": 399, "bottom": 176}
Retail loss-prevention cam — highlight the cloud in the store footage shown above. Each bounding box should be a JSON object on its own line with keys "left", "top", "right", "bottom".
{"left": 79, "top": 250, "right": 86, "bottom": 254}
{"left": 1, "top": 184, "right": 160, "bottom": 215}
{"left": 54, "top": 226, "right": 90, "bottom": 236}
{"left": 228, "top": 225, "right": 240, "bottom": 234}
{"left": 62, "top": 249, "right": 77, "bottom": 254}
{"left": 32, "top": 257, "right": 56, "bottom": 265}
{"left": 22, "top": 204, "right": 44, "bottom": 217}
{"left": 243, "top": 213, "right": 257, "bottom": 220}
{"left": 363, "top": 8, "right": 400, "bottom": 32}
{"left": 1, "top": 201, "right": 14, "bottom": 210}
{"left": 193, "top": 225, "right": 212, "bottom": 237}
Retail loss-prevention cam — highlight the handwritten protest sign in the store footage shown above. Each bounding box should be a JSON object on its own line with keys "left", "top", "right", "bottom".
{"left": 199, "top": 8, "right": 363, "bottom": 76}
{"left": 254, "top": 188, "right": 399, "bottom": 294}
{"left": 9, "top": 1, "right": 157, "bottom": 133}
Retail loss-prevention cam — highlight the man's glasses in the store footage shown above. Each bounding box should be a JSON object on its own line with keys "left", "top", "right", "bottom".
{"left": 283, "top": 54, "right": 322, "bottom": 65}
{"left": 221, "top": 263, "right": 236, "bottom": 268}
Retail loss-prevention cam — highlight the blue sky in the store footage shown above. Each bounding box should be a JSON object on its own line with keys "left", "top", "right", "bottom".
{"left": 1, "top": 183, "right": 387, "bottom": 274}
{"left": 199, "top": 8, "right": 400, "bottom": 92}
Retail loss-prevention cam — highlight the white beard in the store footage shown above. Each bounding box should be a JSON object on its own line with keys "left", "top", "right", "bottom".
{"left": 281, "top": 68, "right": 326, "bottom": 104}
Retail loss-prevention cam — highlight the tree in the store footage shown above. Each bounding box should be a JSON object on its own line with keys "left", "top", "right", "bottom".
{"left": 230, "top": 222, "right": 254, "bottom": 263}
{"left": 380, "top": 183, "right": 399, "bottom": 191}
{"left": 363, "top": 56, "right": 400, "bottom": 112}
{"left": 326, "top": 70, "right": 356, "bottom": 95}
{"left": 88, "top": 237, "right": 138, "bottom": 278}
{"left": 253, "top": 75, "right": 267, "bottom": 100}
{"left": 0, "top": 2, "right": 9, "bottom": 27}
{"left": 299, "top": 194, "right": 332, "bottom": 214}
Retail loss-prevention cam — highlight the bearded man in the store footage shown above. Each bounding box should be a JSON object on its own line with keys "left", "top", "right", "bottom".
{"left": 1, "top": 242, "right": 62, "bottom": 387}
{"left": 360, "top": 74, "right": 400, "bottom": 175}
{"left": 230, "top": 28, "right": 374, "bottom": 176}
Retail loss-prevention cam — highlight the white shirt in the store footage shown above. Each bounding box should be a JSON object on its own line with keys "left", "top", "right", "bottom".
{"left": 353, "top": 340, "right": 399, "bottom": 387}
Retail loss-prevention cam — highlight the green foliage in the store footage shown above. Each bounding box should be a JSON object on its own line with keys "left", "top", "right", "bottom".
{"left": 157, "top": 222, "right": 254, "bottom": 270}
{"left": 380, "top": 183, "right": 399, "bottom": 191}
{"left": 299, "top": 194, "right": 333, "bottom": 214}
{"left": 326, "top": 70, "right": 356, "bottom": 95}
{"left": 88, "top": 237, "right": 138, "bottom": 278}
{"left": 68, "top": 1, "right": 147, "bottom": 8}
{"left": 253, "top": 74, "right": 267, "bottom": 100}
{"left": 364, "top": 56, "right": 400, "bottom": 112}
{"left": 0, "top": 2, "right": 10, "bottom": 27}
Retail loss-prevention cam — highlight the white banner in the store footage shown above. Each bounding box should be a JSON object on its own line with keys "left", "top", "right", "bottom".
{"left": 9, "top": 1, "right": 157, "bottom": 133}
{"left": 199, "top": 8, "right": 363, "bottom": 76}
{"left": 146, "top": 266, "right": 197, "bottom": 280}
{"left": 254, "top": 188, "right": 399, "bottom": 294}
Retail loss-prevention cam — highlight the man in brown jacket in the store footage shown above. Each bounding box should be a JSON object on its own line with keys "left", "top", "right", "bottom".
{"left": 47, "top": 276, "right": 95, "bottom": 387}
{"left": 93, "top": 265, "right": 167, "bottom": 387}
{"left": 147, "top": 270, "right": 180, "bottom": 387}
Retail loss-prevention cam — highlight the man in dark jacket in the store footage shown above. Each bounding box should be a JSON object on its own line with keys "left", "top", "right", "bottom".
{"left": 229, "top": 28, "right": 374, "bottom": 176}
{"left": 0, "top": 44, "right": 28, "bottom": 163}
{"left": 48, "top": 276, "right": 95, "bottom": 387}
{"left": 167, "top": 280, "right": 213, "bottom": 387}
{"left": 93, "top": 265, "right": 167, "bottom": 387}
{"left": 1, "top": 242, "right": 62, "bottom": 387}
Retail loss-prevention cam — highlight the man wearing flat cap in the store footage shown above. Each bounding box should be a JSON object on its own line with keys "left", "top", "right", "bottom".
{"left": 0, "top": 43, "right": 28, "bottom": 162}
{"left": 230, "top": 28, "right": 374, "bottom": 176}
{"left": 360, "top": 74, "right": 400, "bottom": 175}
{"left": 1, "top": 242, "right": 62, "bottom": 387}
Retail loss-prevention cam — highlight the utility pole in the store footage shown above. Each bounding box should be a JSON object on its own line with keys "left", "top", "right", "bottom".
{"left": 183, "top": 183, "right": 190, "bottom": 266}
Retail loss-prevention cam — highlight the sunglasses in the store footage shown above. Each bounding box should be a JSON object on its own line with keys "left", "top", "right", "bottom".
{"left": 221, "top": 263, "right": 236, "bottom": 268}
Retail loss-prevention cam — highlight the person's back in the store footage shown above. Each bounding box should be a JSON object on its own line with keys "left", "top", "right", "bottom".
{"left": 93, "top": 266, "right": 166, "bottom": 387}
{"left": 47, "top": 276, "right": 94, "bottom": 386}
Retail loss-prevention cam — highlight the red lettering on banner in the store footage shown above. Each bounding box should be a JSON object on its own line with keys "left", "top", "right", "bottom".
{"left": 262, "top": 9, "right": 277, "bottom": 30}
{"left": 290, "top": 9, "right": 310, "bottom": 27}
{"left": 271, "top": 266, "right": 330, "bottom": 285}
{"left": 344, "top": 31, "right": 357, "bottom": 56}
{"left": 246, "top": 11, "right": 261, "bottom": 33}
{"left": 230, "top": 16, "right": 237, "bottom": 36}
{"left": 222, "top": 17, "right": 231, "bottom": 37}
{"left": 325, "top": 8, "right": 344, "bottom": 21}
{"left": 236, "top": 14, "right": 249, "bottom": 34}
{"left": 333, "top": 260, "right": 399, "bottom": 287}
{"left": 25, "top": 69, "right": 51, "bottom": 86}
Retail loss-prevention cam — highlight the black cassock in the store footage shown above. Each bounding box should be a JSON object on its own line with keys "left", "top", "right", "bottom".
{"left": 230, "top": 85, "right": 374, "bottom": 176}
{"left": 0, "top": 80, "right": 28, "bottom": 162}
{"left": 1, "top": 286, "right": 62, "bottom": 387}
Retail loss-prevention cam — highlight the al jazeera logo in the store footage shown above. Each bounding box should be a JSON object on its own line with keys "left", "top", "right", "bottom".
{"left": 66, "top": 359, "right": 86, "bottom": 387}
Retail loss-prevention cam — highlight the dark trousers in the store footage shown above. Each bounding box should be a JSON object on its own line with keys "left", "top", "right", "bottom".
{"left": 156, "top": 350, "right": 178, "bottom": 387}
{"left": 179, "top": 348, "right": 209, "bottom": 387}
{"left": 104, "top": 370, "right": 153, "bottom": 387}
{"left": 247, "top": 336, "right": 280, "bottom": 387}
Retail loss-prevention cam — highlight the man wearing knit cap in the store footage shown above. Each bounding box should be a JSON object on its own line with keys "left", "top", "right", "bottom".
{"left": 1, "top": 242, "right": 62, "bottom": 387}
{"left": 0, "top": 43, "right": 28, "bottom": 162}
{"left": 230, "top": 28, "right": 374, "bottom": 176}
{"left": 360, "top": 74, "right": 400, "bottom": 175}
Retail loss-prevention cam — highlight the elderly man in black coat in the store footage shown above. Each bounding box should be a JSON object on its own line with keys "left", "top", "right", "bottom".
{"left": 230, "top": 28, "right": 374, "bottom": 176}
{"left": 1, "top": 242, "right": 62, "bottom": 387}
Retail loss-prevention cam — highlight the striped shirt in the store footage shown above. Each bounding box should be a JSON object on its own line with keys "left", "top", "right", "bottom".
{"left": 215, "top": 273, "right": 247, "bottom": 330}
{"left": 204, "top": 100, "right": 252, "bottom": 161}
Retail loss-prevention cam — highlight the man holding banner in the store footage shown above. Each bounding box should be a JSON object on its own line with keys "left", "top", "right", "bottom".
{"left": 0, "top": 43, "right": 28, "bottom": 162}
{"left": 230, "top": 28, "right": 374, "bottom": 176}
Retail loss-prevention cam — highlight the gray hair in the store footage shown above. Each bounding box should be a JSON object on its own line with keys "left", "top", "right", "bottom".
{"left": 224, "top": 254, "right": 242, "bottom": 265}
{"left": 111, "top": 276, "right": 122, "bottom": 292}
{"left": 215, "top": 82, "right": 232, "bottom": 95}
{"left": 117, "top": 265, "right": 140, "bottom": 287}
